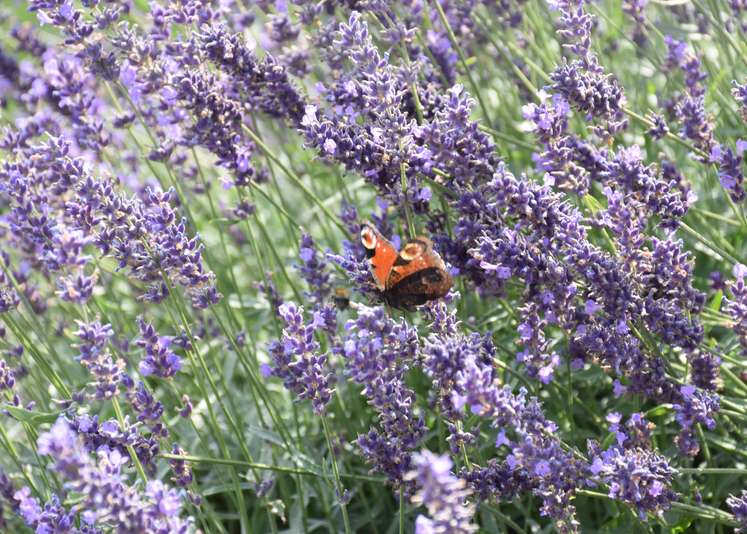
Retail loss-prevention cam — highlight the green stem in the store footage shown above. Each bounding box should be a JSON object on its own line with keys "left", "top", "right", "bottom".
{"left": 321, "top": 417, "right": 352, "bottom": 534}
{"left": 400, "top": 162, "right": 416, "bottom": 238}
{"left": 399, "top": 486, "right": 405, "bottom": 534}
{"left": 112, "top": 396, "right": 149, "bottom": 483}
{"left": 240, "top": 125, "right": 346, "bottom": 233}
{"left": 429, "top": 0, "right": 493, "bottom": 127}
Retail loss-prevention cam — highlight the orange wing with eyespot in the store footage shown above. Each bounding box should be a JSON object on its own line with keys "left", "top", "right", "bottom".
{"left": 360, "top": 223, "right": 453, "bottom": 310}
{"left": 360, "top": 222, "right": 398, "bottom": 291}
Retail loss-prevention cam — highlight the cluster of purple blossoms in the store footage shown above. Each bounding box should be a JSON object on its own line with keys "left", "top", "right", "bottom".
{"left": 735, "top": 80, "right": 747, "bottom": 120}
{"left": 174, "top": 67, "right": 263, "bottom": 188}
{"left": 168, "top": 445, "right": 195, "bottom": 490}
{"left": 550, "top": 0, "right": 628, "bottom": 137}
{"left": 723, "top": 263, "right": 747, "bottom": 355}
{"left": 128, "top": 381, "right": 168, "bottom": 439}
{"left": 11, "top": 488, "right": 88, "bottom": 534}
{"left": 298, "top": 13, "right": 431, "bottom": 211}
{"left": 297, "top": 232, "right": 333, "bottom": 304}
{"left": 0, "top": 270, "right": 20, "bottom": 314}
{"left": 663, "top": 36, "right": 715, "bottom": 157}
{"left": 0, "top": 359, "right": 20, "bottom": 407}
{"left": 136, "top": 317, "right": 183, "bottom": 379}
{"left": 70, "top": 172, "right": 221, "bottom": 309}
{"left": 414, "top": 84, "right": 498, "bottom": 187}
{"left": 588, "top": 442, "right": 677, "bottom": 517}
{"left": 600, "top": 145, "right": 694, "bottom": 229}
{"left": 0, "top": 137, "right": 97, "bottom": 304}
{"left": 622, "top": 0, "right": 649, "bottom": 44}
{"left": 0, "top": 359, "right": 15, "bottom": 393}
{"left": 605, "top": 412, "right": 655, "bottom": 449}
{"left": 21, "top": 417, "right": 192, "bottom": 533}
{"left": 405, "top": 451, "right": 477, "bottom": 534}
{"left": 727, "top": 491, "right": 747, "bottom": 533}
{"left": 522, "top": 92, "right": 594, "bottom": 194}
{"left": 69, "top": 412, "right": 159, "bottom": 475}
{"left": 687, "top": 350, "right": 721, "bottom": 391}
{"left": 711, "top": 142, "right": 747, "bottom": 202}
{"left": 198, "top": 24, "right": 306, "bottom": 127}
{"left": 267, "top": 302, "right": 334, "bottom": 415}
{"left": 422, "top": 303, "right": 586, "bottom": 531}
{"left": 0, "top": 133, "right": 220, "bottom": 310}
{"left": 587, "top": 413, "right": 677, "bottom": 516}
{"left": 672, "top": 385, "right": 719, "bottom": 457}
{"left": 459, "top": 161, "right": 702, "bottom": 398}
{"left": 337, "top": 305, "right": 425, "bottom": 488}
{"left": 74, "top": 320, "right": 126, "bottom": 400}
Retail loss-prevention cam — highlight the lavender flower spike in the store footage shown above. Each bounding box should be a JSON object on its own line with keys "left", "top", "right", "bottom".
{"left": 727, "top": 490, "right": 747, "bottom": 533}
{"left": 405, "top": 450, "right": 477, "bottom": 534}
{"left": 267, "top": 302, "right": 334, "bottom": 415}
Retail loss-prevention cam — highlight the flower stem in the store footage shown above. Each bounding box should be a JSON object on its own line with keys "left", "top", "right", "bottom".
{"left": 321, "top": 417, "right": 352, "bottom": 534}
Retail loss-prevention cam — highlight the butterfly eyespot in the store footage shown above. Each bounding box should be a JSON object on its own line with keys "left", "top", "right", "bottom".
{"left": 400, "top": 243, "right": 423, "bottom": 261}
{"left": 361, "top": 227, "right": 376, "bottom": 250}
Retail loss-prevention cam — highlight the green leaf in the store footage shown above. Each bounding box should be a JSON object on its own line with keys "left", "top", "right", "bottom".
{"left": 4, "top": 405, "right": 61, "bottom": 425}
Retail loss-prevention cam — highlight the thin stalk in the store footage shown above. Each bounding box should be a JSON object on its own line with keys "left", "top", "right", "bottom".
{"left": 240, "top": 125, "right": 346, "bottom": 232}
{"left": 321, "top": 417, "right": 352, "bottom": 534}
{"left": 400, "top": 162, "right": 416, "bottom": 238}
{"left": 399, "top": 487, "right": 405, "bottom": 534}
{"left": 112, "top": 396, "right": 149, "bottom": 484}
{"left": 430, "top": 0, "right": 494, "bottom": 126}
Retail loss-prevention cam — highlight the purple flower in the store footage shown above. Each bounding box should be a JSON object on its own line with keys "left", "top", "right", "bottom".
{"left": 405, "top": 451, "right": 477, "bottom": 534}
{"left": 296, "top": 233, "right": 333, "bottom": 304}
{"left": 425, "top": 303, "right": 585, "bottom": 529}
{"left": 414, "top": 84, "right": 498, "bottom": 186}
{"left": 713, "top": 144, "right": 746, "bottom": 202}
{"left": 664, "top": 36, "right": 688, "bottom": 71}
{"left": 724, "top": 264, "right": 747, "bottom": 355}
{"left": 36, "top": 417, "right": 192, "bottom": 532}
{"left": 298, "top": 13, "right": 430, "bottom": 210}
{"left": 69, "top": 413, "right": 159, "bottom": 475}
{"left": 339, "top": 305, "right": 424, "bottom": 488}
{"left": 677, "top": 95, "right": 715, "bottom": 154}
{"left": 0, "top": 278, "right": 20, "bottom": 313}
{"left": 128, "top": 381, "right": 168, "bottom": 438}
{"left": 727, "top": 491, "right": 747, "bottom": 533}
{"left": 622, "top": 0, "right": 648, "bottom": 44}
{"left": 734, "top": 80, "right": 747, "bottom": 119}
{"left": 0, "top": 360, "right": 15, "bottom": 392}
{"left": 56, "top": 271, "right": 97, "bottom": 304}
{"left": 553, "top": 0, "right": 594, "bottom": 59}
{"left": 136, "top": 318, "right": 183, "bottom": 379}
{"left": 74, "top": 320, "right": 125, "bottom": 400}
{"left": 267, "top": 302, "right": 334, "bottom": 415}
{"left": 588, "top": 440, "right": 677, "bottom": 518}
{"left": 673, "top": 385, "right": 720, "bottom": 456}
{"left": 199, "top": 24, "right": 306, "bottom": 126}
{"left": 13, "top": 487, "right": 41, "bottom": 525}
{"left": 688, "top": 351, "right": 720, "bottom": 391}
{"left": 550, "top": 59, "right": 627, "bottom": 133}
{"left": 647, "top": 113, "right": 669, "bottom": 140}
{"left": 168, "top": 445, "right": 194, "bottom": 488}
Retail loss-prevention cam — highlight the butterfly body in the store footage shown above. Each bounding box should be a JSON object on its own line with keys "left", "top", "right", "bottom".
{"left": 360, "top": 223, "right": 452, "bottom": 310}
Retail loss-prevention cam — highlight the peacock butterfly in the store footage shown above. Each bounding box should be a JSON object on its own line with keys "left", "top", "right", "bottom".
{"left": 360, "top": 222, "right": 453, "bottom": 310}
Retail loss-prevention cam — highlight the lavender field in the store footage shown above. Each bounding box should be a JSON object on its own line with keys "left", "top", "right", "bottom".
{"left": 0, "top": 0, "right": 746, "bottom": 532}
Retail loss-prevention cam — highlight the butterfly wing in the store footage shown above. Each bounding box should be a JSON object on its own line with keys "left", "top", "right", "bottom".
{"left": 360, "top": 222, "right": 398, "bottom": 292}
{"left": 384, "top": 237, "right": 453, "bottom": 309}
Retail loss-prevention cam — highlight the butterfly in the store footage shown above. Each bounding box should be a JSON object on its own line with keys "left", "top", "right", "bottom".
{"left": 360, "top": 222, "right": 453, "bottom": 310}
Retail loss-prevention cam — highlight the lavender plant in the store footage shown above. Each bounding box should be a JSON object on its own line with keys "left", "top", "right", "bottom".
{"left": 0, "top": 0, "right": 746, "bottom": 531}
